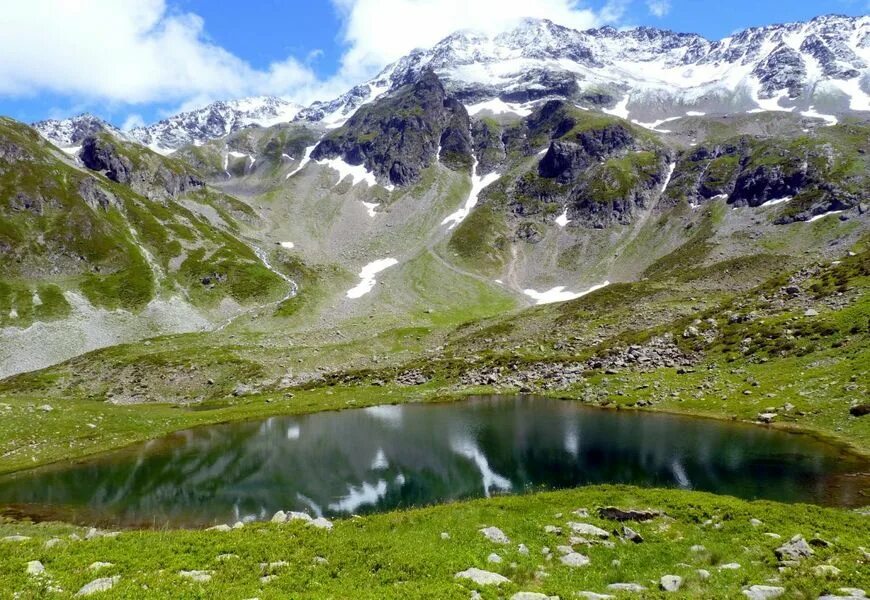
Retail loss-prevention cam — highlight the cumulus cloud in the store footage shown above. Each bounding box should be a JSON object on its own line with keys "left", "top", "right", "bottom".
{"left": 646, "top": 0, "right": 672, "bottom": 17}
{"left": 0, "top": 0, "right": 625, "bottom": 116}
{"left": 0, "top": 0, "right": 319, "bottom": 106}
{"left": 330, "top": 0, "right": 625, "bottom": 82}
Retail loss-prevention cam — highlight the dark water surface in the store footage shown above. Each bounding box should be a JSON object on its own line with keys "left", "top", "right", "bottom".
{"left": 0, "top": 396, "right": 866, "bottom": 527}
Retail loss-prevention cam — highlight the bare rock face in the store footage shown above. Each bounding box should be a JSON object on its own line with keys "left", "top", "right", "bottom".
{"left": 311, "top": 70, "right": 472, "bottom": 187}
{"left": 598, "top": 507, "right": 662, "bottom": 521}
{"left": 80, "top": 135, "right": 204, "bottom": 200}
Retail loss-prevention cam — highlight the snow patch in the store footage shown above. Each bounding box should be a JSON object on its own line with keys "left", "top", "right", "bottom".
{"left": 466, "top": 98, "right": 532, "bottom": 117}
{"left": 279, "top": 242, "right": 295, "bottom": 249}
{"left": 685, "top": 111, "right": 706, "bottom": 116}
{"left": 318, "top": 157, "right": 394, "bottom": 190}
{"left": 361, "top": 201, "right": 379, "bottom": 217}
{"left": 761, "top": 196, "right": 791, "bottom": 207}
{"left": 603, "top": 95, "right": 630, "bottom": 120}
{"left": 442, "top": 159, "right": 501, "bottom": 229}
{"left": 346, "top": 258, "right": 399, "bottom": 299}
{"left": 807, "top": 210, "right": 844, "bottom": 223}
{"left": 800, "top": 106, "right": 838, "bottom": 126}
{"left": 555, "top": 208, "right": 571, "bottom": 227}
{"left": 285, "top": 144, "right": 317, "bottom": 180}
{"left": 524, "top": 281, "right": 611, "bottom": 305}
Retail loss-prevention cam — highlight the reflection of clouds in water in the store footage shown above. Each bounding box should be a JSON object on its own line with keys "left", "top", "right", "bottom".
{"left": 296, "top": 493, "right": 323, "bottom": 517}
{"left": 363, "top": 404, "right": 404, "bottom": 428}
{"left": 450, "top": 436, "right": 512, "bottom": 497}
{"left": 286, "top": 425, "right": 301, "bottom": 440}
{"left": 328, "top": 480, "right": 388, "bottom": 513}
{"left": 564, "top": 427, "right": 579, "bottom": 458}
{"left": 395, "top": 473, "right": 405, "bottom": 486}
{"left": 371, "top": 448, "right": 388, "bottom": 470}
{"left": 671, "top": 459, "right": 691, "bottom": 488}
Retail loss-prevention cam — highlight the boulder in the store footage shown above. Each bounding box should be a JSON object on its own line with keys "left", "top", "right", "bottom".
{"left": 660, "top": 575, "right": 683, "bottom": 592}
{"left": 76, "top": 576, "right": 120, "bottom": 596}
{"left": 742, "top": 585, "right": 785, "bottom": 599}
{"left": 480, "top": 526, "right": 510, "bottom": 544}
{"left": 775, "top": 535, "right": 814, "bottom": 562}
{"left": 559, "top": 552, "right": 591, "bottom": 567}
{"left": 454, "top": 568, "right": 510, "bottom": 585}
{"left": 568, "top": 522, "right": 610, "bottom": 538}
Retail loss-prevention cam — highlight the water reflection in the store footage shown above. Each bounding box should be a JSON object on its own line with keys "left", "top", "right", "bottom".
{"left": 0, "top": 396, "right": 865, "bottom": 527}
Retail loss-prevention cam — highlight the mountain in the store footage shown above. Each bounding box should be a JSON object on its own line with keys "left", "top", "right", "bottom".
{"left": 31, "top": 113, "right": 131, "bottom": 151}
{"left": 33, "top": 96, "right": 303, "bottom": 155}
{"left": 298, "top": 14, "right": 870, "bottom": 127}
{"left": 128, "top": 96, "right": 303, "bottom": 154}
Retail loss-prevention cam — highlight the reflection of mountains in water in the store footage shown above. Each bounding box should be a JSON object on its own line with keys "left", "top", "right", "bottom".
{"left": 0, "top": 397, "right": 864, "bottom": 527}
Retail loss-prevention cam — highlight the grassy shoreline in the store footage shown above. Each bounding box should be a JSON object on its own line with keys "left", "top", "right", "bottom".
{"left": 2, "top": 485, "right": 868, "bottom": 599}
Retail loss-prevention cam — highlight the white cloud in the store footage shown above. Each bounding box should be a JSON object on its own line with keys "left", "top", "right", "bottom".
{"left": 330, "top": 0, "right": 624, "bottom": 82}
{"left": 0, "top": 0, "right": 319, "bottom": 106}
{"left": 646, "top": 0, "right": 671, "bottom": 17}
{"left": 121, "top": 114, "right": 145, "bottom": 131}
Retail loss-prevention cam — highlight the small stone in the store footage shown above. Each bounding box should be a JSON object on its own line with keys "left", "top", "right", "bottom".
{"left": 441, "top": 532, "right": 450, "bottom": 540}
{"left": 26, "top": 561, "right": 45, "bottom": 576}
{"left": 750, "top": 518, "right": 763, "bottom": 527}
{"left": 606, "top": 583, "right": 647, "bottom": 593}
{"left": 2, "top": 535, "right": 30, "bottom": 542}
{"left": 454, "top": 568, "right": 510, "bottom": 586}
{"left": 697, "top": 569, "right": 710, "bottom": 580}
{"left": 206, "top": 524, "right": 231, "bottom": 532}
{"left": 742, "top": 585, "right": 785, "bottom": 599}
{"left": 622, "top": 526, "right": 643, "bottom": 543}
{"left": 719, "top": 563, "right": 742, "bottom": 570}
{"left": 38, "top": 404, "right": 53, "bottom": 412}
{"left": 690, "top": 544, "right": 706, "bottom": 552}
{"left": 578, "top": 593, "right": 614, "bottom": 600}
{"left": 813, "top": 565, "right": 841, "bottom": 577}
{"left": 775, "top": 535, "right": 814, "bottom": 562}
{"left": 487, "top": 553, "right": 503, "bottom": 564}
{"left": 568, "top": 523, "right": 609, "bottom": 538}
{"left": 89, "top": 562, "right": 113, "bottom": 571}
{"left": 511, "top": 593, "right": 550, "bottom": 600}
{"left": 44, "top": 538, "right": 63, "bottom": 548}
{"left": 559, "top": 552, "right": 590, "bottom": 567}
{"left": 76, "top": 576, "right": 120, "bottom": 596}
{"left": 313, "top": 556, "right": 328, "bottom": 565}
{"left": 757, "top": 413, "right": 777, "bottom": 424}
{"left": 480, "top": 526, "right": 510, "bottom": 544}
{"left": 660, "top": 575, "right": 683, "bottom": 592}
{"left": 804, "top": 308, "right": 818, "bottom": 317}
{"left": 518, "top": 544, "right": 529, "bottom": 555}
{"left": 543, "top": 525, "right": 562, "bottom": 535}
{"left": 556, "top": 545, "right": 574, "bottom": 555}
{"left": 179, "top": 570, "right": 212, "bottom": 582}
{"left": 809, "top": 537, "right": 832, "bottom": 548}
{"left": 232, "top": 521, "right": 244, "bottom": 529}
{"left": 271, "top": 510, "right": 287, "bottom": 523}
{"left": 310, "top": 517, "right": 333, "bottom": 530}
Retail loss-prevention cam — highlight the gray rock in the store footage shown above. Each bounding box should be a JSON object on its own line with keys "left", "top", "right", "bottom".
{"left": 1, "top": 535, "right": 30, "bottom": 542}
{"left": 697, "top": 569, "right": 711, "bottom": 580}
{"left": 518, "top": 544, "right": 530, "bottom": 555}
{"left": 719, "top": 563, "right": 742, "bottom": 570}
{"left": 742, "top": 585, "right": 785, "bottom": 599}
{"left": 76, "top": 576, "right": 120, "bottom": 596}
{"left": 206, "top": 524, "right": 231, "bottom": 532}
{"left": 817, "top": 588, "right": 866, "bottom": 599}
{"left": 757, "top": 413, "right": 777, "bottom": 423}
{"left": 568, "top": 522, "right": 610, "bottom": 538}
{"left": 480, "top": 526, "right": 510, "bottom": 544}
{"left": 179, "top": 570, "right": 212, "bottom": 583}
{"left": 804, "top": 308, "right": 819, "bottom": 317}
{"left": 598, "top": 507, "right": 661, "bottom": 521}
{"left": 454, "top": 568, "right": 510, "bottom": 585}
{"left": 487, "top": 553, "right": 503, "bottom": 564}
{"left": 310, "top": 517, "right": 334, "bottom": 530}
{"left": 606, "top": 583, "right": 647, "bottom": 593}
{"left": 89, "top": 562, "right": 113, "bottom": 571}
{"left": 511, "top": 593, "right": 551, "bottom": 600}
{"left": 578, "top": 593, "right": 614, "bottom": 599}
{"left": 660, "top": 575, "right": 683, "bottom": 592}
{"left": 812, "top": 565, "right": 841, "bottom": 577}
{"left": 775, "top": 535, "right": 814, "bottom": 562}
{"left": 622, "top": 526, "right": 643, "bottom": 543}
{"left": 559, "top": 552, "right": 590, "bottom": 567}
{"left": 26, "top": 561, "right": 45, "bottom": 576}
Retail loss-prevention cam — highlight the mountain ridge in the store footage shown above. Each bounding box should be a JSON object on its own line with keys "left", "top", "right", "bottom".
{"left": 32, "top": 14, "right": 870, "bottom": 153}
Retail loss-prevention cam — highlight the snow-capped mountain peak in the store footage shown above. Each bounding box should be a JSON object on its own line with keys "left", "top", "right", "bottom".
{"left": 32, "top": 113, "right": 129, "bottom": 150}
{"left": 128, "top": 96, "right": 303, "bottom": 154}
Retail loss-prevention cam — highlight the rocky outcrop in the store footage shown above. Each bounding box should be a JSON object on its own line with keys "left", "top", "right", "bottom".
{"left": 311, "top": 70, "right": 472, "bottom": 186}
{"left": 80, "top": 136, "right": 204, "bottom": 199}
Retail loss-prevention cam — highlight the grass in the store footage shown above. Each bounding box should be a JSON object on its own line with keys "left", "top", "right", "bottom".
{"left": 1, "top": 486, "right": 868, "bottom": 598}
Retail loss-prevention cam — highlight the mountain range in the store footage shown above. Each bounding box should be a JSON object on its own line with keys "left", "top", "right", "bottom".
{"left": 34, "top": 14, "right": 869, "bottom": 152}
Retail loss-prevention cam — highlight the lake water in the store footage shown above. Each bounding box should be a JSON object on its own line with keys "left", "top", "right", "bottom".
{"left": 0, "top": 396, "right": 866, "bottom": 527}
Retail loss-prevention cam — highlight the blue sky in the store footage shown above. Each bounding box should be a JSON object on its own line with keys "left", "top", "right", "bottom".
{"left": 0, "top": 0, "right": 866, "bottom": 127}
